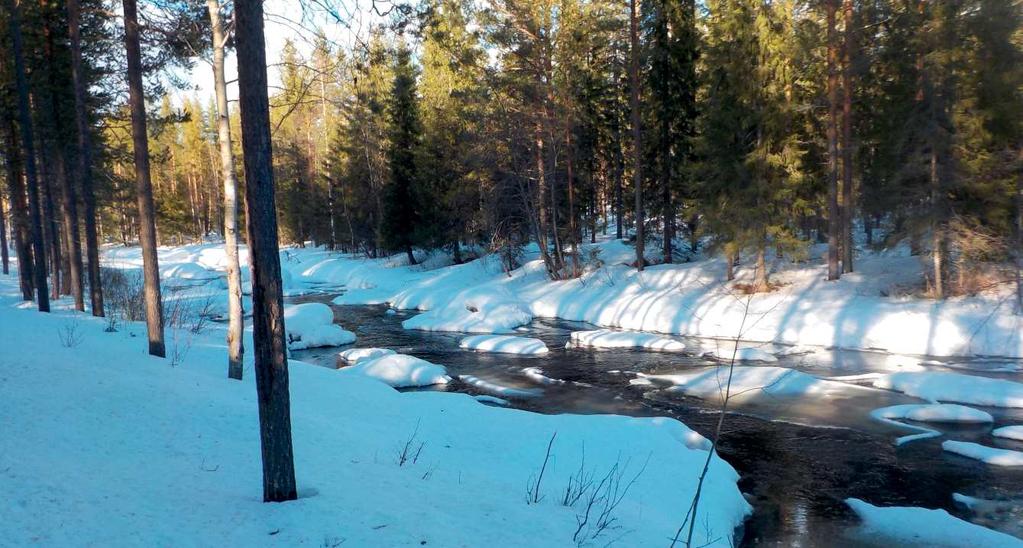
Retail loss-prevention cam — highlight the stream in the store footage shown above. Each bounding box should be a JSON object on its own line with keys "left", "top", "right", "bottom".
{"left": 289, "top": 292, "right": 1023, "bottom": 546}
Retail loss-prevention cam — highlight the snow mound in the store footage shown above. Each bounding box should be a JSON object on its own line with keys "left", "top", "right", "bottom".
{"left": 993, "top": 426, "right": 1023, "bottom": 441}
{"left": 566, "top": 329, "right": 685, "bottom": 352}
{"left": 338, "top": 347, "right": 396, "bottom": 365}
{"left": 704, "top": 343, "right": 777, "bottom": 362}
{"left": 458, "top": 375, "right": 543, "bottom": 398}
{"left": 635, "top": 366, "right": 848, "bottom": 400}
{"left": 160, "top": 262, "right": 219, "bottom": 281}
{"left": 401, "top": 285, "right": 533, "bottom": 334}
{"left": 845, "top": 498, "right": 1022, "bottom": 547}
{"left": 872, "top": 372, "right": 1023, "bottom": 408}
{"left": 459, "top": 334, "right": 549, "bottom": 355}
{"left": 522, "top": 367, "right": 567, "bottom": 385}
{"left": 943, "top": 441, "right": 1023, "bottom": 466}
{"left": 338, "top": 353, "right": 450, "bottom": 388}
{"left": 284, "top": 302, "right": 356, "bottom": 350}
{"left": 870, "top": 404, "right": 993, "bottom": 445}
{"left": 474, "top": 395, "right": 510, "bottom": 406}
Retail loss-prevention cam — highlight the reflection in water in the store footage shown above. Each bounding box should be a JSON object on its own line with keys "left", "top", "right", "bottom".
{"left": 289, "top": 294, "right": 1023, "bottom": 546}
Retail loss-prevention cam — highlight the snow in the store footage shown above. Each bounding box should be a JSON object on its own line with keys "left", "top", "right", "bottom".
{"left": 522, "top": 367, "right": 567, "bottom": 385}
{"left": 566, "top": 329, "right": 686, "bottom": 352}
{"left": 703, "top": 343, "right": 778, "bottom": 362}
{"left": 100, "top": 240, "right": 1023, "bottom": 358}
{"left": 943, "top": 440, "right": 1023, "bottom": 466}
{"left": 459, "top": 334, "right": 549, "bottom": 355}
{"left": 338, "top": 347, "right": 396, "bottom": 365}
{"left": 993, "top": 426, "right": 1023, "bottom": 441}
{"left": 872, "top": 372, "right": 1023, "bottom": 408}
{"left": 283, "top": 302, "right": 356, "bottom": 350}
{"left": 0, "top": 279, "right": 751, "bottom": 547}
{"left": 869, "top": 404, "right": 993, "bottom": 445}
{"left": 845, "top": 498, "right": 1023, "bottom": 547}
{"left": 633, "top": 366, "right": 854, "bottom": 400}
{"left": 458, "top": 375, "right": 544, "bottom": 399}
{"left": 338, "top": 353, "right": 451, "bottom": 388}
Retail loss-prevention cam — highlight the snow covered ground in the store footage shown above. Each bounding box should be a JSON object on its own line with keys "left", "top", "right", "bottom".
{"left": 0, "top": 268, "right": 751, "bottom": 546}
{"left": 845, "top": 498, "right": 1023, "bottom": 547}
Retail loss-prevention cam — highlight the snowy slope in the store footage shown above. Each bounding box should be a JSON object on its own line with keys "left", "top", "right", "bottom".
{"left": 0, "top": 271, "right": 750, "bottom": 547}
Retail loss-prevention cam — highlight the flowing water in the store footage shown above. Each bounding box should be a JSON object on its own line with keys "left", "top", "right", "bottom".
{"left": 290, "top": 292, "right": 1023, "bottom": 546}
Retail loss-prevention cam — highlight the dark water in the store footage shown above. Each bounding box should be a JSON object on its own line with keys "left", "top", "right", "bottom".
{"left": 290, "top": 293, "right": 1023, "bottom": 546}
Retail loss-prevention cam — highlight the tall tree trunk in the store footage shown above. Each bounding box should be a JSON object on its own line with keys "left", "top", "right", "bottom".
{"left": 123, "top": 0, "right": 165, "bottom": 356}
{"left": 566, "top": 129, "right": 579, "bottom": 276}
{"left": 44, "top": 23, "right": 85, "bottom": 310}
{"left": 69, "top": 0, "right": 104, "bottom": 316}
{"left": 0, "top": 194, "right": 7, "bottom": 274}
{"left": 534, "top": 119, "right": 557, "bottom": 278}
{"left": 661, "top": 114, "right": 673, "bottom": 264}
{"left": 825, "top": 0, "right": 841, "bottom": 281}
{"left": 1016, "top": 146, "right": 1022, "bottom": 314}
{"left": 754, "top": 241, "right": 769, "bottom": 291}
{"left": 840, "top": 0, "right": 855, "bottom": 274}
{"left": 930, "top": 149, "right": 944, "bottom": 298}
{"left": 630, "top": 0, "right": 644, "bottom": 271}
{"left": 5, "top": 0, "right": 50, "bottom": 311}
{"left": 208, "top": 0, "right": 245, "bottom": 380}
{"left": 2, "top": 118, "right": 33, "bottom": 300}
{"left": 235, "top": 0, "right": 298, "bottom": 503}
{"left": 37, "top": 149, "right": 62, "bottom": 301}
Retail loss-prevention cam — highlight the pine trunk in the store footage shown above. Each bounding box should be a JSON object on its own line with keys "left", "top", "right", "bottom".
{"left": 5, "top": 0, "right": 49, "bottom": 311}
{"left": 123, "top": 0, "right": 165, "bottom": 356}
{"left": 0, "top": 193, "right": 7, "bottom": 274}
{"left": 2, "top": 118, "right": 33, "bottom": 300}
{"left": 825, "top": 0, "right": 841, "bottom": 282}
{"left": 208, "top": 0, "right": 245, "bottom": 380}
{"left": 235, "top": 0, "right": 298, "bottom": 503}
{"left": 630, "top": 0, "right": 644, "bottom": 271}
{"left": 840, "top": 0, "right": 854, "bottom": 274}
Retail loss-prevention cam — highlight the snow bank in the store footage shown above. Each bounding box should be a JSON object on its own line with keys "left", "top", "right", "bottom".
{"left": 338, "top": 353, "right": 450, "bottom": 388}
{"left": 283, "top": 302, "right": 356, "bottom": 350}
{"left": 159, "top": 262, "right": 219, "bottom": 282}
{"left": 338, "top": 347, "right": 396, "bottom": 365}
{"left": 704, "top": 343, "right": 777, "bottom": 362}
{"left": 943, "top": 440, "right": 1023, "bottom": 466}
{"left": 458, "top": 375, "right": 544, "bottom": 398}
{"left": 566, "top": 329, "right": 685, "bottom": 352}
{"left": 845, "top": 498, "right": 1022, "bottom": 547}
{"left": 459, "top": 334, "right": 549, "bottom": 355}
{"left": 634, "top": 366, "right": 851, "bottom": 400}
{"left": 0, "top": 274, "right": 751, "bottom": 547}
{"left": 872, "top": 372, "right": 1023, "bottom": 408}
{"left": 870, "top": 404, "right": 993, "bottom": 445}
{"left": 993, "top": 426, "right": 1023, "bottom": 441}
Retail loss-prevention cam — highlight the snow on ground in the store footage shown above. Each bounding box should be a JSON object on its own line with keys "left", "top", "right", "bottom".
{"left": 869, "top": 404, "right": 993, "bottom": 445}
{"left": 632, "top": 366, "right": 856, "bottom": 401}
{"left": 0, "top": 271, "right": 751, "bottom": 546}
{"left": 993, "top": 426, "right": 1023, "bottom": 441}
{"left": 943, "top": 441, "right": 1023, "bottom": 466}
{"left": 337, "top": 353, "right": 451, "bottom": 388}
{"left": 458, "top": 375, "right": 544, "bottom": 399}
{"left": 872, "top": 372, "right": 1023, "bottom": 408}
{"left": 283, "top": 302, "right": 356, "bottom": 350}
{"left": 338, "top": 347, "right": 396, "bottom": 365}
{"left": 105, "top": 240, "right": 1022, "bottom": 358}
{"left": 565, "top": 329, "right": 686, "bottom": 352}
{"left": 459, "top": 334, "right": 549, "bottom": 355}
{"left": 845, "top": 498, "right": 1023, "bottom": 547}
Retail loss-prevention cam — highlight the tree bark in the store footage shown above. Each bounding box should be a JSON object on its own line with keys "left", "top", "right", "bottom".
{"left": 123, "top": 0, "right": 165, "bottom": 356}
{"left": 0, "top": 193, "right": 7, "bottom": 274}
{"left": 840, "top": 0, "right": 854, "bottom": 274}
{"left": 630, "top": 0, "right": 644, "bottom": 271}
{"left": 37, "top": 148, "right": 62, "bottom": 301}
{"left": 235, "top": 0, "right": 298, "bottom": 503}
{"left": 5, "top": 0, "right": 49, "bottom": 311}
{"left": 825, "top": 0, "right": 841, "bottom": 282}
{"left": 2, "top": 117, "right": 33, "bottom": 300}
{"left": 208, "top": 0, "right": 245, "bottom": 380}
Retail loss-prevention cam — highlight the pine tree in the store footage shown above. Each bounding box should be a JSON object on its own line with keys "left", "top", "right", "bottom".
{"left": 382, "top": 42, "right": 423, "bottom": 265}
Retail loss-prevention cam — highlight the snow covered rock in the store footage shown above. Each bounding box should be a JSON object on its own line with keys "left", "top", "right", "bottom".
{"left": 160, "top": 262, "right": 219, "bottom": 282}
{"left": 566, "top": 329, "right": 685, "bottom": 352}
{"left": 704, "top": 343, "right": 777, "bottom": 362}
{"left": 872, "top": 372, "right": 1023, "bottom": 408}
{"left": 338, "top": 353, "right": 450, "bottom": 388}
{"left": 993, "top": 425, "right": 1023, "bottom": 441}
{"left": 283, "top": 302, "right": 356, "bottom": 350}
{"left": 943, "top": 441, "right": 1023, "bottom": 466}
{"left": 457, "top": 375, "right": 543, "bottom": 398}
{"left": 845, "top": 498, "right": 1022, "bottom": 547}
{"left": 338, "top": 347, "right": 396, "bottom": 365}
{"left": 522, "top": 367, "right": 567, "bottom": 385}
{"left": 459, "top": 334, "right": 549, "bottom": 355}
{"left": 869, "top": 404, "right": 993, "bottom": 445}
{"left": 634, "top": 366, "right": 849, "bottom": 400}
